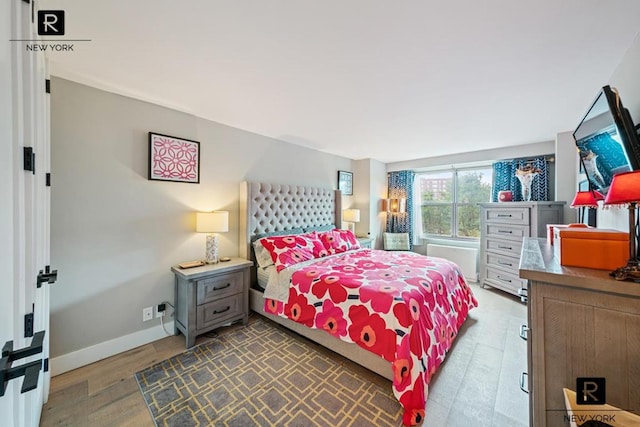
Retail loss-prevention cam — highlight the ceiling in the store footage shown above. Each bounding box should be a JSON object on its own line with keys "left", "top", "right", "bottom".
{"left": 45, "top": 0, "right": 640, "bottom": 163}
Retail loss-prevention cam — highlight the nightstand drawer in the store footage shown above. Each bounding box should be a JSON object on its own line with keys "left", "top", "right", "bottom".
{"left": 197, "top": 271, "right": 243, "bottom": 304}
{"left": 357, "top": 237, "right": 373, "bottom": 249}
{"left": 197, "top": 294, "right": 243, "bottom": 329}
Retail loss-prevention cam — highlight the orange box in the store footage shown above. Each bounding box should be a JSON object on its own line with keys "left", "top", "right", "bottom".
{"left": 555, "top": 228, "right": 629, "bottom": 270}
{"left": 547, "top": 224, "right": 569, "bottom": 245}
{"left": 550, "top": 224, "right": 590, "bottom": 246}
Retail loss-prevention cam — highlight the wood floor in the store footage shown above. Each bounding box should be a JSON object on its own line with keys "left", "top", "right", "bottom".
{"left": 40, "top": 283, "right": 528, "bottom": 426}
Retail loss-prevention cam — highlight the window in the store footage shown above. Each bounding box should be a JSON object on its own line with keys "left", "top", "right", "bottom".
{"left": 417, "top": 167, "right": 493, "bottom": 239}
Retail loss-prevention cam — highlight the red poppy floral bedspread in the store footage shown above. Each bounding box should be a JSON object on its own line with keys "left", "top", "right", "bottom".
{"left": 264, "top": 249, "right": 478, "bottom": 426}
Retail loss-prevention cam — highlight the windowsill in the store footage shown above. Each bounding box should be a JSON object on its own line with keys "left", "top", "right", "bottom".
{"left": 419, "top": 236, "right": 481, "bottom": 248}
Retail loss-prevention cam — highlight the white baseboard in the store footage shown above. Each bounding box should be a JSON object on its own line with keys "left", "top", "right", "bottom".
{"left": 50, "top": 320, "right": 175, "bottom": 376}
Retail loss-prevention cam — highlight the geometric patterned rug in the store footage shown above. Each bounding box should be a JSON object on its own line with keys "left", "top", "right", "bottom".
{"left": 135, "top": 316, "right": 402, "bottom": 426}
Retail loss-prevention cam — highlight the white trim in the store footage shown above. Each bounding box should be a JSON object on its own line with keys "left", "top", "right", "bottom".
{"left": 50, "top": 321, "right": 175, "bottom": 376}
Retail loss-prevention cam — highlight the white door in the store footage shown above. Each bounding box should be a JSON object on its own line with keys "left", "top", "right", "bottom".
{"left": 1, "top": 0, "right": 52, "bottom": 425}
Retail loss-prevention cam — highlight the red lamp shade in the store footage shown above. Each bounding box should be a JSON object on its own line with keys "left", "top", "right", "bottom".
{"left": 604, "top": 171, "right": 640, "bottom": 205}
{"left": 570, "top": 191, "right": 600, "bottom": 208}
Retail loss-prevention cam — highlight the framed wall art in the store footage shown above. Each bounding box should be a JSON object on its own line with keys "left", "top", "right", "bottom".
{"left": 148, "top": 132, "right": 200, "bottom": 183}
{"left": 337, "top": 170, "right": 353, "bottom": 195}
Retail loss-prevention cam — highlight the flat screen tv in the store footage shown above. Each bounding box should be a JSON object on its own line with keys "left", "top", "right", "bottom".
{"left": 573, "top": 85, "right": 640, "bottom": 195}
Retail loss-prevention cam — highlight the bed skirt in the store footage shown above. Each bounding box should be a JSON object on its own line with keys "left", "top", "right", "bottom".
{"left": 249, "top": 287, "right": 393, "bottom": 381}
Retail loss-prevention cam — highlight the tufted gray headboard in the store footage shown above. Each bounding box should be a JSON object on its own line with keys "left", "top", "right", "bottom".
{"left": 239, "top": 181, "right": 342, "bottom": 264}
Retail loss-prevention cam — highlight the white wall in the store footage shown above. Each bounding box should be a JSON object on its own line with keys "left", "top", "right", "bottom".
{"left": 387, "top": 141, "right": 555, "bottom": 172}
{"left": 352, "top": 159, "right": 387, "bottom": 249}
{"left": 50, "top": 78, "right": 352, "bottom": 366}
{"left": 555, "top": 131, "right": 579, "bottom": 223}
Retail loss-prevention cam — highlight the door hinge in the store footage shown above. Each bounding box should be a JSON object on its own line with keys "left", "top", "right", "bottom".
{"left": 45, "top": 79, "right": 50, "bottom": 94}
{"left": 37, "top": 266, "right": 58, "bottom": 288}
{"left": 0, "top": 331, "right": 45, "bottom": 396}
{"left": 46, "top": 173, "right": 51, "bottom": 187}
{"left": 24, "top": 313, "right": 34, "bottom": 338}
{"left": 23, "top": 147, "right": 35, "bottom": 174}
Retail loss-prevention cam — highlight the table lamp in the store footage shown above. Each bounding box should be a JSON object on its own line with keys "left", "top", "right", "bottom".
{"left": 343, "top": 209, "right": 360, "bottom": 234}
{"left": 382, "top": 198, "right": 407, "bottom": 214}
{"left": 196, "top": 211, "right": 229, "bottom": 264}
{"left": 570, "top": 190, "right": 604, "bottom": 224}
{"left": 603, "top": 171, "right": 640, "bottom": 281}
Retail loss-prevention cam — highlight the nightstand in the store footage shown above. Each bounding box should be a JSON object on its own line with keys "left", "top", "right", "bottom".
{"left": 171, "top": 258, "right": 252, "bottom": 348}
{"left": 357, "top": 237, "right": 374, "bottom": 249}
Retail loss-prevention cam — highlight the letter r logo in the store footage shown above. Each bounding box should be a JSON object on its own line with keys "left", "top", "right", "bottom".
{"left": 38, "top": 11, "right": 65, "bottom": 36}
{"left": 576, "top": 377, "right": 606, "bottom": 405}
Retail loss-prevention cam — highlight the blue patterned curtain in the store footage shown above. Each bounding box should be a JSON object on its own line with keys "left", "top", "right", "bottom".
{"left": 491, "top": 157, "right": 549, "bottom": 202}
{"left": 386, "top": 171, "right": 415, "bottom": 247}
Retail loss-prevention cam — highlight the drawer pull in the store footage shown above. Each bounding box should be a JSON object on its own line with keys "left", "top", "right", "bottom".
{"left": 518, "top": 288, "right": 528, "bottom": 303}
{"left": 498, "top": 245, "right": 513, "bottom": 250}
{"left": 497, "top": 214, "right": 513, "bottom": 218}
{"left": 212, "top": 306, "right": 231, "bottom": 315}
{"left": 496, "top": 276, "right": 512, "bottom": 283}
{"left": 497, "top": 230, "right": 513, "bottom": 234}
{"left": 520, "top": 372, "right": 529, "bottom": 394}
{"left": 497, "top": 260, "right": 513, "bottom": 267}
{"left": 520, "top": 324, "right": 529, "bottom": 341}
{"left": 213, "top": 283, "right": 231, "bottom": 291}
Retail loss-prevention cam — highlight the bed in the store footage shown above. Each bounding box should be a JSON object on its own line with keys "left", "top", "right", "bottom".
{"left": 239, "top": 181, "right": 477, "bottom": 426}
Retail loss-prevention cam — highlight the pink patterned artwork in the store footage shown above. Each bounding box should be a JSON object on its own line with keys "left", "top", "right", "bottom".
{"left": 148, "top": 132, "right": 200, "bottom": 183}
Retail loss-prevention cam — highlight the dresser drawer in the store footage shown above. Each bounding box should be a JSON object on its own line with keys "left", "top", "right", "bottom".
{"left": 485, "top": 237, "right": 523, "bottom": 258}
{"left": 484, "top": 265, "right": 527, "bottom": 293}
{"left": 197, "top": 271, "right": 243, "bottom": 304}
{"left": 484, "top": 207, "right": 529, "bottom": 225}
{"left": 485, "top": 251, "right": 519, "bottom": 273}
{"left": 197, "top": 293, "right": 243, "bottom": 329}
{"left": 485, "top": 223, "right": 529, "bottom": 242}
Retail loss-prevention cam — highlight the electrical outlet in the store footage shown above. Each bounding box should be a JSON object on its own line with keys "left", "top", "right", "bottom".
{"left": 142, "top": 307, "right": 153, "bottom": 322}
{"left": 155, "top": 303, "right": 166, "bottom": 318}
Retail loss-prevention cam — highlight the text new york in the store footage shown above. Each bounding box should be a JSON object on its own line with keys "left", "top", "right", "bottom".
{"left": 26, "top": 44, "right": 74, "bottom": 52}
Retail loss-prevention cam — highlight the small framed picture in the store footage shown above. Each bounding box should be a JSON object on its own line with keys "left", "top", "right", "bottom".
{"left": 337, "top": 170, "right": 353, "bottom": 195}
{"left": 148, "top": 132, "right": 200, "bottom": 183}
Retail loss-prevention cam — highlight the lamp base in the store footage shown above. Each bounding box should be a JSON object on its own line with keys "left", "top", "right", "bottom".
{"left": 205, "top": 234, "right": 219, "bottom": 264}
{"left": 610, "top": 259, "right": 640, "bottom": 281}
{"left": 345, "top": 222, "right": 355, "bottom": 233}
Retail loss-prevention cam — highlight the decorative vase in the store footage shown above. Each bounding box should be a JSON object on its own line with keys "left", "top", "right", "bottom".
{"left": 515, "top": 172, "right": 538, "bottom": 202}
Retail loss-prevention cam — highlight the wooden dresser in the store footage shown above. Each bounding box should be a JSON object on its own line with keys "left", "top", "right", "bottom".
{"left": 480, "top": 202, "right": 564, "bottom": 296}
{"left": 520, "top": 238, "right": 640, "bottom": 427}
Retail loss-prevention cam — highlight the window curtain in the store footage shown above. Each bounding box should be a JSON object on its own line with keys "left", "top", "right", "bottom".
{"left": 411, "top": 180, "right": 423, "bottom": 245}
{"left": 491, "top": 157, "right": 550, "bottom": 202}
{"left": 386, "top": 171, "right": 415, "bottom": 248}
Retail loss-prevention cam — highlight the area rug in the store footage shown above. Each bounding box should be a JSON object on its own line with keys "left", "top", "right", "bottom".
{"left": 135, "top": 317, "right": 402, "bottom": 426}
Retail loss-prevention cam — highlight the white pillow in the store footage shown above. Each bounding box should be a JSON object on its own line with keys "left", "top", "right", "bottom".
{"left": 253, "top": 239, "right": 275, "bottom": 268}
